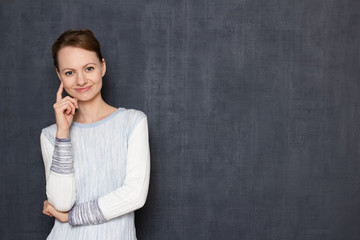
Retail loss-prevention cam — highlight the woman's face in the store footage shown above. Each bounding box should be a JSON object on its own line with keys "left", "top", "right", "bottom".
{"left": 56, "top": 46, "right": 106, "bottom": 102}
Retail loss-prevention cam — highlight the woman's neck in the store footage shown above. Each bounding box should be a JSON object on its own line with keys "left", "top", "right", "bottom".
{"left": 73, "top": 93, "right": 117, "bottom": 124}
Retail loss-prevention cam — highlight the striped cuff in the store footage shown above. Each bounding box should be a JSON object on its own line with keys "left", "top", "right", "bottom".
{"left": 50, "top": 137, "right": 74, "bottom": 174}
{"left": 68, "top": 200, "right": 107, "bottom": 226}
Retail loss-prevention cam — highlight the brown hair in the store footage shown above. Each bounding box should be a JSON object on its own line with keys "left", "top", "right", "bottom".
{"left": 52, "top": 29, "right": 103, "bottom": 69}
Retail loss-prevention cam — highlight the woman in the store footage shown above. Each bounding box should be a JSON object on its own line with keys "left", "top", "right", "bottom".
{"left": 40, "top": 29, "right": 150, "bottom": 239}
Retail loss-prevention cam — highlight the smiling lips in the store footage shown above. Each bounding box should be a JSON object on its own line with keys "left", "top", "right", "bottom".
{"left": 75, "top": 86, "right": 92, "bottom": 92}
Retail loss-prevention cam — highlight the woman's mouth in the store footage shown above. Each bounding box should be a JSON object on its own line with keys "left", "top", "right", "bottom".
{"left": 75, "top": 86, "right": 92, "bottom": 92}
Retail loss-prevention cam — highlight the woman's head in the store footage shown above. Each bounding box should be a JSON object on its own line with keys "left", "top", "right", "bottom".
{"left": 53, "top": 29, "right": 106, "bottom": 102}
{"left": 52, "top": 29, "right": 103, "bottom": 70}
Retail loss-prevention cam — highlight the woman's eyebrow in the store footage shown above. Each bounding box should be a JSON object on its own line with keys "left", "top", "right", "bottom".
{"left": 61, "top": 67, "right": 75, "bottom": 73}
{"left": 84, "top": 63, "right": 97, "bottom": 67}
{"left": 61, "top": 63, "right": 97, "bottom": 72}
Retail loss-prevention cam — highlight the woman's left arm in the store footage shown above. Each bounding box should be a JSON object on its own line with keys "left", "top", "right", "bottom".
{"left": 68, "top": 116, "right": 151, "bottom": 225}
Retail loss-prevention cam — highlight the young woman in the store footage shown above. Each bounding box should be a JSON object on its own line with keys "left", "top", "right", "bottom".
{"left": 40, "top": 29, "right": 150, "bottom": 239}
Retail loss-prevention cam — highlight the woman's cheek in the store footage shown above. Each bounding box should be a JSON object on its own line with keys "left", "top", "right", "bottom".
{"left": 62, "top": 82, "right": 74, "bottom": 97}
{"left": 62, "top": 79, "right": 73, "bottom": 89}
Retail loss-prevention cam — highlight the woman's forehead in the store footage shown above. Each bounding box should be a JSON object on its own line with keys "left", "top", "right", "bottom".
{"left": 58, "top": 46, "right": 99, "bottom": 69}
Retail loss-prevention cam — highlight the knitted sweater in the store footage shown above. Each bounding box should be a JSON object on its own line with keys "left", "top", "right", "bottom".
{"left": 40, "top": 108, "right": 150, "bottom": 240}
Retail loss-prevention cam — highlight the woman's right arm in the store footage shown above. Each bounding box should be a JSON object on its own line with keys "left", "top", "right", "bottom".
{"left": 41, "top": 82, "right": 78, "bottom": 212}
{"left": 40, "top": 131, "right": 76, "bottom": 212}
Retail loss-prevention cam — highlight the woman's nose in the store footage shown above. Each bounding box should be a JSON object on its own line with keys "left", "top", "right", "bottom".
{"left": 76, "top": 72, "right": 87, "bottom": 86}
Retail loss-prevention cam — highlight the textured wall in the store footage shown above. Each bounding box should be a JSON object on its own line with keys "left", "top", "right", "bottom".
{"left": 1, "top": 0, "right": 360, "bottom": 239}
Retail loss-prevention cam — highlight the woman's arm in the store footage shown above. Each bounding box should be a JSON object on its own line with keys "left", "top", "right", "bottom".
{"left": 43, "top": 200, "right": 69, "bottom": 222}
{"left": 68, "top": 116, "right": 150, "bottom": 225}
{"left": 40, "top": 132, "right": 76, "bottom": 212}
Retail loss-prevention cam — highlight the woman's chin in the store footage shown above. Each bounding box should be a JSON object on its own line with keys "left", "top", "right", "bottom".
{"left": 74, "top": 92, "right": 101, "bottom": 103}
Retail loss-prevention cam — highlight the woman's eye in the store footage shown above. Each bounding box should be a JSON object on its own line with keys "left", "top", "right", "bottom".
{"left": 85, "top": 67, "right": 94, "bottom": 72}
{"left": 65, "top": 71, "right": 73, "bottom": 76}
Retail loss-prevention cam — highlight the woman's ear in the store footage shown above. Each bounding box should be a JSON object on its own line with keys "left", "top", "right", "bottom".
{"left": 56, "top": 68, "right": 62, "bottom": 81}
{"left": 101, "top": 58, "right": 106, "bottom": 77}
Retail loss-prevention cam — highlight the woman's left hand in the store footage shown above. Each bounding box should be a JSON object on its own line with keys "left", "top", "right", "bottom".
{"left": 43, "top": 200, "right": 69, "bottom": 222}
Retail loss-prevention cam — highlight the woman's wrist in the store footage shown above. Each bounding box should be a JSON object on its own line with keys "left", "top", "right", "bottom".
{"left": 56, "top": 129, "right": 69, "bottom": 139}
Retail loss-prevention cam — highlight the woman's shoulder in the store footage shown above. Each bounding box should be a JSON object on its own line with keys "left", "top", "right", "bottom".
{"left": 117, "top": 107, "right": 147, "bottom": 122}
{"left": 115, "top": 108, "right": 148, "bottom": 136}
{"left": 41, "top": 123, "right": 57, "bottom": 145}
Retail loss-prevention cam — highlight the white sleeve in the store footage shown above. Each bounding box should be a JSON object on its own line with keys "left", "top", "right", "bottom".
{"left": 98, "top": 116, "right": 150, "bottom": 220}
{"left": 40, "top": 132, "right": 76, "bottom": 212}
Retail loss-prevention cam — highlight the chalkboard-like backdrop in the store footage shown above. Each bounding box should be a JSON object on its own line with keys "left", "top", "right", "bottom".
{"left": 0, "top": 0, "right": 359, "bottom": 239}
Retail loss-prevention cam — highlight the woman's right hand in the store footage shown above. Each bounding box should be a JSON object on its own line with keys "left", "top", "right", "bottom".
{"left": 53, "top": 82, "right": 78, "bottom": 138}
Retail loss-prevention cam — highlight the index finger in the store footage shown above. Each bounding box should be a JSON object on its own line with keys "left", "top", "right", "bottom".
{"left": 56, "top": 82, "right": 64, "bottom": 102}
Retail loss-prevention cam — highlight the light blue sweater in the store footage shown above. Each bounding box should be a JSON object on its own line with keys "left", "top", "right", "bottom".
{"left": 40, "top": 108, "right": 150, "bottom": 240}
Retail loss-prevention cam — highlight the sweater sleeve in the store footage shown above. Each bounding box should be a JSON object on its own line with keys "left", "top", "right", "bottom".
{"left": 68, "top": 116, "right": 150, "bottom": 225}
{"left": 40, "top": 132, "right": 76, "bottom": 212}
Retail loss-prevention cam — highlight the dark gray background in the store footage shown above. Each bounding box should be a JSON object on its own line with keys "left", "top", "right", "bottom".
{"left": 1, "top": 0, "right": 360, "bottom": 239}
